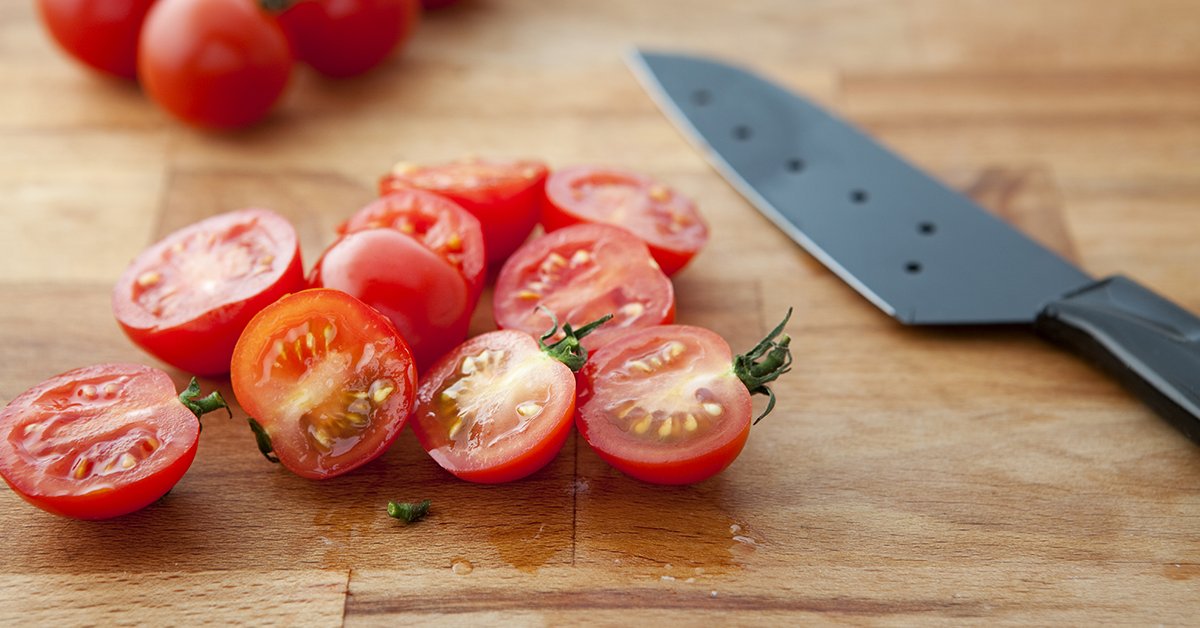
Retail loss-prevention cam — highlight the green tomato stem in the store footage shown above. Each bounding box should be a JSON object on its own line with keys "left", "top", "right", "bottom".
{"left": 387, "top": 499, "right": 432, "bottom": 523}
{"left": 732, "top": 308, "right": 794, "bottom": 424}
{"left": 537, "top": 308, "right": 613, "bottom": 372}
{"left": 247, "top": 418, "right": 280, "bottom": 464}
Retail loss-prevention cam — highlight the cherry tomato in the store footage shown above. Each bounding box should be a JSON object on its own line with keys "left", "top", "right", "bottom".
{"left": 338, "top": 188, "right": 486, "bottom": 303}
{"left": 138, "top": 0, "right": 292, "bottom": 129}
{"left": 36, "top": 0, "right": 156, "bottom": 80}
{"left": 308, "top": 229, "right": 472, "bottom": 371}
{"left": 543, "top": 165, "right": 709, "bottom": 276}
{"left": 410, "top": 315, "right": 608, "bottom": 483}
{"left": 0, "top": 364, "right": 227, "bottom": 519}
{"left": 112, "top": 208, "right": 304, "bottom": 377}
{"left": 577, "top": 314, "right": 793, "bottom": 485}
{"left": 380, "top": 158, "right": 548, "bottom": 265}
{"left": 494, "top": 223, "right": 675, "bottom": 348}
{"left": 231, "top": 289, "right": 417, "bottom": 480}
{"left": 277, "top": 0, "right": 419, "bottom": 79}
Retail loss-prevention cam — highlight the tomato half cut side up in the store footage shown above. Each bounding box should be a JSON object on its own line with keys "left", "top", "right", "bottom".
{"left": 577, "top": 312, "right": 793, "bottom": 485}
{"left": 379, "top": 157, "right": 548, "bottom": 265}
{"left": 494, "top": 223, "right": 675, "bottom": 348}
{"left": 231, "top": 289, "right": 417, "bottom": 480}
{"left": 338, "top": 188, "right": 487, "bottom": 303}
{"left": 0, "top": 364, "right": 228, "bottom": 520}
{"left": 112, "top": 208, "right": 304, "bottom": 377}
{"left": 542, "top": 165, "right": 709, "bottom": 276}
{"left": 411, "top": 315, "right": 610, "bottom": 483}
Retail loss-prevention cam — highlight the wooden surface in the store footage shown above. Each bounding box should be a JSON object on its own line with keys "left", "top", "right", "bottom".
{"left": 2, "top": 0, "right": 1199, "bottom": 625}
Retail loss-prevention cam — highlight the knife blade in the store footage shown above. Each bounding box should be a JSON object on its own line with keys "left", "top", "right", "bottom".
{"left": 628, "top": 49, "right": 1200, "bottom": 444}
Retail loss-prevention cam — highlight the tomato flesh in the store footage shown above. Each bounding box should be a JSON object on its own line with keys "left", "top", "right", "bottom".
{"left": 543, "top": 166, "right": 708, "bottom": 276}
{"left": 338, "top": 189, "right": 486, "bottom": 302}
{"left": 231, "top": 290, "right": 416, "bottom": 480}
{"left": 0, "top": 364, "right": 200, "bottom": 519}
{"left": 138, "top": 0, "right": 292, "bottom": 129}
{"left": 411, "top": 331, "right": 575, "bottom": 483}
{"left": 36, "top": 0, "right": 156, "bottom": 80}
{"left": 380, "top": 158, "right": 547, "bottom": 265}
{"left": 112, "top": 208, "right": 304, "bottom": 376}
{"left": 308, "top": 229, "right": 473, "bottom": 371}
{"left": 494, "top": 223, "right": 675, "bottom": 348}
{"left": 277, "top": 0, "right": 419, "bottom": 78}
{"left": 577, "top": 326, "right": 750, "bottom": 485}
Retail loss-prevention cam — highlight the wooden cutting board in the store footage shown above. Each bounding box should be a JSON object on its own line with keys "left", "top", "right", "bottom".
{"left": 2, "top": 1, "right": 1198, "bottom": 624}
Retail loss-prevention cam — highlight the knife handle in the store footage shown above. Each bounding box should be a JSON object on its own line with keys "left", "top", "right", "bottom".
{"left": 1035, "top": 275, "right": 1200, "bottom": 444}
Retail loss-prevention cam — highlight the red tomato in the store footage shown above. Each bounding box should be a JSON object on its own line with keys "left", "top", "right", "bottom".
{"left": 36, "top": 0, "right": 156, "bottom": 80}
{"left": 577, "top": 315, "right": 792, "bottom": 485}
{"left": 308, "top": 229, "right": 472, "bottom": 371}
{"left": 380, "top": 158, "right": 547, "bottom": 265}
{"left": 112, "top": 208, "right": 304, "bottom": 377}
{"left": 0, "top": 364, "right": 227, "bottom": 519}
{"left": 277, "top": 0, "right": 419, "bottom": 79}
{"left": 338, "top": 189, "right": 486, "bottom": 302}
{"left": 543, "top": 166, "right": 709, "bottom": 275}
{"left": 494, "top": 223, "right": 675, "bottom": 348}
{"left": 230, "top": 289, "right": 417, "bottom": 480}
{"left": 138, "top": 0, "right": 292, "bottom": 129}
{"left": 411, "top": 326, "right": 592, "bottom": 483}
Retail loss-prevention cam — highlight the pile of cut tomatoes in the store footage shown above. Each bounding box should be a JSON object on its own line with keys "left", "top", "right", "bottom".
{"left": 0, "top": 158, "right": 792, "bottom": 520}
{"left": 36, "top": 0, "right": 456, "bottom": 129}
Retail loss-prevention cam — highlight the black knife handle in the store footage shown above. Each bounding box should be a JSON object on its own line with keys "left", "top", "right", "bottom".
{"left": 1035, "top": 275, "right": 1200, "bottom": 444}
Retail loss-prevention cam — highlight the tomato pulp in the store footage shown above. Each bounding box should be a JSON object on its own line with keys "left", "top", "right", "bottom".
{"left": 0, "top": 364, "right": 226, "bottom": 519}
{"left": 112, "top": 208, "right": 304, "bottom": 377}
{"left": 230, "top": 289, "right": 417, "bottom": 480}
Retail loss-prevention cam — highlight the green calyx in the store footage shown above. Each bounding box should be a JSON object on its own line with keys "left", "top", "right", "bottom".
{"left": 247, "top": 418, "right": 280, "bottom": 464}
{"left": 259, "top": 0, "right": 296, "bottom": 12}
{"left": 178, "top": 378, "right": 231, "bottom": 430}
{"left": 733, "top": 308, "right": 794, "bottom": 425}
{"left": 387, "top": 499, "right": 432, "bottom": 524}
{"left": 537, "top": 309, "right": 613, "bottom": 372}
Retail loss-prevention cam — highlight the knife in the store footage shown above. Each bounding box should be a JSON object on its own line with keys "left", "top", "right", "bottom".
{"left": 627, "top": 49, "right": 1200, "bottom": 444}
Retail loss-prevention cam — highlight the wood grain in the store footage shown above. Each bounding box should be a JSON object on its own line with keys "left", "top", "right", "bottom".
{"left": 1, "top": 0, "right": 1198, "bottom": 625}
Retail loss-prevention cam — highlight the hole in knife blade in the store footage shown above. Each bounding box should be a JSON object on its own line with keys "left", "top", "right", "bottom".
{"left": 692, "top": 89, "right": 712, "bottom": 106}
{"left": 918, "top": 222, "right": 936, "bottom": 235}
{"left": 850, "top": 189, "right": 868, "bottom": 203}
{"left": 786, "top": 158, "right": 805, "bottom": 173}
{"left": 733, "top": 125, "right": 752, "bottom": 141}
{"left": 905, "top": 261, "right": 922, "bottom": 274}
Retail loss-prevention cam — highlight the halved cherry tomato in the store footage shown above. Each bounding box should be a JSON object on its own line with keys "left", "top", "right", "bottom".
{"left": 277, "top": 0, "right": 420, "bottom": 79}
{"left": 308, "top": 229, "right": 472, "bottom": 371}
{"left": 112, "top": 208, "right": 304, "bottom": 377}
{"left": 577, "top": 314, "right": 792, "bottom": 485}
{"left": 36, "top": 0, "right": 157, "bottom": 80}
{"left": 380, "top": 158, "right": 547, "bottom": 265}
{"left": 0, "top": 364, "right": 227, "bottom": 519}
{"left": 494, "top": 223, "right": 674, "bottom": 348}
{"left": 411, "top": 315, "right": 608, "bottom": 483}
{"left": 542, "top": 165, "right": 709, "bottom": 276}
{"left": 138, "top": 0, "right": 292, "bottom": 129}
{"left": 230, "top": 289, "right": 417, "bottom": 480}
{"left": 338, "top": 188, "right": 486, "bottom": 302}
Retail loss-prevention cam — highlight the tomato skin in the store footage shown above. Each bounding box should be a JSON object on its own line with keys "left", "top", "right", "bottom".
{"left": 308, "top": 229, "right": 472, "bottom": 372}
{"left": 231, "top": 289, "right": 418, "bottom": 480}
{"left": 494, "top": 223, "right": 675, "bottom": 348}
{"left": 576, "top": 326, "right": 751, "bottom": 485}
{"left": 380, "top": 158, "right": 548, "bottom": 265}
{"left": 277, "top": 0, "right": 420, "bottom": 79}
{"left": 36, "top": 0, "right": 156, "bottom": 80}
{"left": 338, "top": 189, "right": 486, "bottom": 303}
{"left": 543, "top": 166, "right": 709, "bottom": 276}
{"left": 112, "top": 209, "right": 304, "bottom": 377}
{"left": 138, "top": 0, "right": 292, "bottom": 129}
{"left": 0, "top": 364, "right": 201, "bottom": 520}
{"left": 410, "top": 330, "right": 576, "bottom": 483}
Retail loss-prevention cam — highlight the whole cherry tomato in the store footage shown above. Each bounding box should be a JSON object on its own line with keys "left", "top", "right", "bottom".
{"left": 138, "top": 0, "right": 293, "bottom": 129}
{"left": 36, "top": 0, "right": 157, "bottom": 80}
{"left": 277, "top": 0, "right": 420, "bottom": 79}
{"left": 112, "top": 209, "right": 304, "bottom": 377}
{"left": 0, "top": 364, "right": 227, "bottom": 519}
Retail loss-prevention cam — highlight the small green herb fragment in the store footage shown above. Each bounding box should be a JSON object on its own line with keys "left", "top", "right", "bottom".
{"left": 387, "top": 499, "right": 432, "bottom": 524}
{"left": 247, "top": 418, "right": 280, "bottom": 464}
